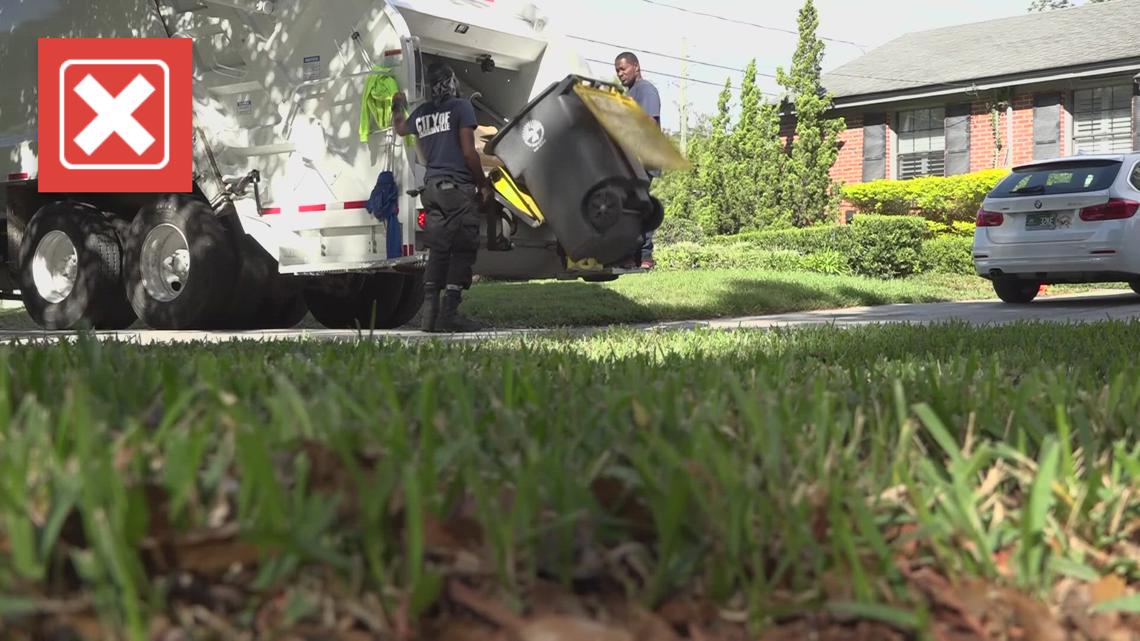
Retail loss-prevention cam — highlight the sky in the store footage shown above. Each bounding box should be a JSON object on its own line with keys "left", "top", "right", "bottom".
{"left": 537, "top": 0, "right": 1037, "bottom": 132}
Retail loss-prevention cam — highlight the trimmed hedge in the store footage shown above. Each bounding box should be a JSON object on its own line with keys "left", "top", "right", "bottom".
{"left": 800, "top": 250, "right": 852, "bottom": 276}
{"left": 710, "top": 224, "right": 854, "bottom": 254}
{"left": 718, "top": 215, "right": 926, "bottom": 279}
{"left": 842, "top": 168, "right": 1009, "bottom": 223}
{"left": 667, "top": 214, "right": 978, "bottom": 278}
{"left": 656, "top": 243, "right": 806, "bottom": 272}
{"left": 926, "top": 219, "right": 977, "bottom": 238}
{"left": 848, "top": 214, "right": 927, "bottom": 279}
{"left": 920, "top": 236, "right": 975, "bottom": 276}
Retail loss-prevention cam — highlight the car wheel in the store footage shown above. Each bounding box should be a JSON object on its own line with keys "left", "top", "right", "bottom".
{"left": 123, "top": 195, "right": 238, "bottom": 329}
{"left": 18, "top": 202, "right": 137, "bottom": 330}
{"left": 993, "top": 278, "right": 1040, "bottom": 304}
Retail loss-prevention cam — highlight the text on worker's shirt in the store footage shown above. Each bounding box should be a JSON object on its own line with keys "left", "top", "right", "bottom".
{"left": 416, "top": 112, "right": 452, "bottom": 137}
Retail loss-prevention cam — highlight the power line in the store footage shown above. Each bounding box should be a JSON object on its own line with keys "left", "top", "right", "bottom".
{"left": 638, "top": 0, "right": 869, "bottom": 52}
{"left": 584, "top": 58, "right": 779, "bottom": 96}
{"left": 568, "top": 34, "right": 770, "bottom": 77}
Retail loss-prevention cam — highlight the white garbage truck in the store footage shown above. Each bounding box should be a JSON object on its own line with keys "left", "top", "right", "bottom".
{"left": 0, "top": 0, "right": 675, "bottom": 330}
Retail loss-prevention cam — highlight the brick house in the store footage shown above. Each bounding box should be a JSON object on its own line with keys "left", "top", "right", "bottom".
{"left": 815, "top": 0, "right": 1140, "bottom": 205}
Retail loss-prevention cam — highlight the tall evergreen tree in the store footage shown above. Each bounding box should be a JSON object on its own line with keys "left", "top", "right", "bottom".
{"left": 694, "top": 79, "right": 735, "bottom": 235}
{"left": 777, "top": 0, "right": 845, "bottom": 227}
{"left": 723, "top": 61, "right": 789, "bottom": 231}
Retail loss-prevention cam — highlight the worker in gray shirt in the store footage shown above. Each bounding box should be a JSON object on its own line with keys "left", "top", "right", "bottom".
{"left": 615, "top": 51, "right": 660, "bottom": 270}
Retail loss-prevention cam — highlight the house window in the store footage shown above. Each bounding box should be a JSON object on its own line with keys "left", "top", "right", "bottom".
{"left": 897, "top": 107, "right": 945, "bottom": 179}
{"left": 1072, "top": 85, "right": 1132, "bottom": 154}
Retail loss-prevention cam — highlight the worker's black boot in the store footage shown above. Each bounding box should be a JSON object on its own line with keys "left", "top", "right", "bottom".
{"left": 420, "top": 284, "right": 441, "bottom": 333}
{"left": 437, "top": 288, "right": 485, "bottom": 333}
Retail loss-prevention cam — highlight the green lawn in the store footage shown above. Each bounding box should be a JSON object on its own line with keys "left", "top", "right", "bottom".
{"left": 463, "top": 270, "right": 1128, "bottom": 328}
{"left": 4, "top": 323, "right": 1140, "bottom": 639}
{"left": 0, "top": 271, "right": 1127, "bottom": 331}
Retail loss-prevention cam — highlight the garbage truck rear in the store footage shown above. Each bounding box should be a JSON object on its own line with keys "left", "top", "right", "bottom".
{"left": 0, "top": 0, "right": 675, "bottom": 330}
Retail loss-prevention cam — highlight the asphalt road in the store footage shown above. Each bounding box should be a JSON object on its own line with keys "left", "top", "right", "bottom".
{"left": 1, "top": 289, "right": 1139, "bottom": 344}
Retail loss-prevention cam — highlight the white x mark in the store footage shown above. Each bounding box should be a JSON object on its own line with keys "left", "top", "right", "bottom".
{"left": 72, "top": 73, "right": 156, "bottom": 156}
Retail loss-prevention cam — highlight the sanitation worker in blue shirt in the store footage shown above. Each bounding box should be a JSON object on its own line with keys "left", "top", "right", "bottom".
{"left": 392, "top": 62, "right": 492, "bottom": 333}
{"left": 615, "top": 51, "right": 661, "bottom": 270}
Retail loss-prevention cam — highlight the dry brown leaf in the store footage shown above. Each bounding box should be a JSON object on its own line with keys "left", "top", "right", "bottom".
{"left": 1002, "top": 589, "right": 1067, "bottom": 641}
{"left": 516, "top": 616, "right": 632, "bottom": 641}
{"left": 285, "top": 624, "right": 382, "bottom": 641}
{"left": 434, "top": 619, "right": 509, "bottom": 641}
{"left": 173, "top": 529, "right": 266, "bottom": 576}
{"left": 655, "top": 598, "right": 717, "bottom": 629}
{"left": 590, "top": 477, "right": 655, "bottom": 544}
{"left": 618, "top": 607, "right": 682, "bottom": 641}
{"left": 1092, "top": 575, "right": 1130, "bottom": 606}
{"left": 757, "top": 616, "right": 906, "bottom": 641}
{"left": 526, "top": 581, "right": 591, "bottom": 619}
{"left": 898, "top": 566, "right": 989, "bottom": 640}
{"left": 425, "top": 514, "right": 485, "bottom": 553}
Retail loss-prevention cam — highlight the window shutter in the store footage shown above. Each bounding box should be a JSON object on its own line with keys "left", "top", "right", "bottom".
{"left": 1033, "top": 94, "right": 1061, "bottom": 160}
{"left": 862, "top": 112, "right": 886, "bottom": 182}
{"left": 944, "top": 104, "right": 971, "bottom": 176}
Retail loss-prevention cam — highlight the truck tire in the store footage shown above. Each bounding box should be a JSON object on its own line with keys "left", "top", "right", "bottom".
{"left": 18, "top": 202, "right": 137, "bottom": 330}
{"left": 123, "top": 195, "right": 237, "bottom": 329}
{"left": 257, "top": 294, "right": 309, "bottom": 329}
{"left": 384, "top": 273, "right": 425, "bottom": 329}
{"left": 304, "top": 273, "right": 404, "bottom": 329}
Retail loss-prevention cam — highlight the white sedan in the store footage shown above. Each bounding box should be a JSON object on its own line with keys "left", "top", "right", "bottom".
{"left": 973, "top": 153, "right": 1140, "bottom": 303}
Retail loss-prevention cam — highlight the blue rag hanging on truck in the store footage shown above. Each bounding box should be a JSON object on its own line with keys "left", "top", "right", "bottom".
{"left": 366, "top": 170, "right": 402, "bottom": 259}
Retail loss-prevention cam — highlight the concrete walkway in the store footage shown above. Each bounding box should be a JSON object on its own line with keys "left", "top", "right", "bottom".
{"left": 1, "top": 289, "right": 1138, "bottom": 345}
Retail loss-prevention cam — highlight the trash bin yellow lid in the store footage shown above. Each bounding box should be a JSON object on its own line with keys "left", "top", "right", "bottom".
{"left": 571, "top": 82, "right": 691, "bottom": 172}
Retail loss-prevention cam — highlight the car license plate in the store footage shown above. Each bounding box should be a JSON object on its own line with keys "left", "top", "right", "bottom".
{"left": 1026, "top": 212, "right": 1057, "bottom": 231}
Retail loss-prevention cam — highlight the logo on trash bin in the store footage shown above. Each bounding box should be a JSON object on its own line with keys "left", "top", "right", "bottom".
{"left": 37, "top": 37, "right": 193, "bottom": 193}
{"left": 522, "top": 119, "right": 546, "bottom": 151}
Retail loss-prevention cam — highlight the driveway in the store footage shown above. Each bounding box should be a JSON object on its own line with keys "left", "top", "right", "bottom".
{"left": 652, "top": 288, "right": 1140, "bottom": 331}
{"left": 0, "top": 289, "right": 1138, "bottom": 344}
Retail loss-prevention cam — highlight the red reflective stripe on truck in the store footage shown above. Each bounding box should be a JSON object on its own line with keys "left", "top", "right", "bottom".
{"left": 6, "top": 172, "right": 29, "bottom": 181}
{"left": 261, "top": 200, "right": 371, "bottom": 215}
{"left": 383, "top": 49, "right": 403, "bottom": 57}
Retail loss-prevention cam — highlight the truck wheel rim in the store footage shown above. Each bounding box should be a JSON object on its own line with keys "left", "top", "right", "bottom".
{"left": 32, "top": 230, "right": 78, "bottom": 304}
{"left": 141, "top": 224, "right": 191, "bottom": 303}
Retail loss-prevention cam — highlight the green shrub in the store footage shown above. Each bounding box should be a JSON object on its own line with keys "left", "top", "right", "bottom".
{"left": 843, "top": 168, "right": 1009, "bottom": 223}
{"left": 920, "top": 236, "right": 975, "bottom": 275}
{"left": 655, "top": 243, "right": 806, "bottom": 272}
{"left": 925, "top": 219, "right": 977, "bottom": 239}
{"left": 710, "top": 224, "right": 855, "bottom": 255}
{"left": 800, "top": 250, "right": 852, "bottom": 276}
{"left": 655, "top": 215, "right": 707, "bottom": 245}
{"left": 848, "top": 215, "right": 927, "bottom": 279}
{"left": 708, "top": 215, "right": 927, "bottom": 279}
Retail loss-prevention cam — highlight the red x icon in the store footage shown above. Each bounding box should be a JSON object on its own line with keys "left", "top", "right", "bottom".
{"left": 38, "top": 38, "right": 192, "bottom": 193}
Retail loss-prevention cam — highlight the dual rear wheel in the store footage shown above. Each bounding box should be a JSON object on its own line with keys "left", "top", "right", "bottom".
{"left": 19, "top": 196, "right": 423, "bottom": 330}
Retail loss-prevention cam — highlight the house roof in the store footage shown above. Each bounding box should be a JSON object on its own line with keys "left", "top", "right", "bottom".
{"left": 822, "top": 0, "right": 1140, "bottom": 104}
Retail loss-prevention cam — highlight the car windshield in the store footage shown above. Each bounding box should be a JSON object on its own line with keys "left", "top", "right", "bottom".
{"left": 989, "top": 159, "right": 1123, "bottom": 198}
